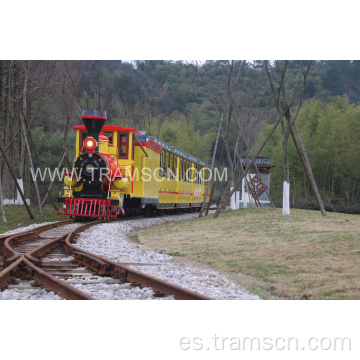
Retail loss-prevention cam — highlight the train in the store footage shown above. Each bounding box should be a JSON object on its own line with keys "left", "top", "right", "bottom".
{"left": 58, "top": 110, "right": 210, "bottom": 219}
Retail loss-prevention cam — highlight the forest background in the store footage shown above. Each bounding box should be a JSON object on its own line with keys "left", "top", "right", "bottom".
{"left": 0, "top": 60, "right": 359, "bottom": 213}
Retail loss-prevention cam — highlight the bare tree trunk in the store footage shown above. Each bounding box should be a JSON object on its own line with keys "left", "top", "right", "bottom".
{"left": 157, "top": 115, "right": 165, "bottom": 138}
{"left": 232, "top": 107, "right": 275, "bottom": 209}
{"left": 0, "top": 175, "right": 6, "bottom": 222}
{"left": 290, "top": 118, "right": 326, "bottom": 216}
{"left": 282, "top": 107, "right": 291, "bottom": 215}
{"left": 275, "top": 61, "right": 291, "bottom": 215}
{"left": 191, "top": 61, "right": 247, "bottom": 212}
{"left": 28, "top": 130, "right": 58, "bottom": 210}
{"left": 205, "top": 143, "right": 225, "bottom": 215}
{"left": 0, "top": 62, "right": 5, "bottom": 222}
{"left": 265, "top": 60, "right": 326, "bottom": 217}
{"left": 19, "top": 112, "right": 43, "bottom": 216}
{"left": 41, "top": 148, "right": 67, "bottom": 207}
{"left": 15, "top": 61, "right": 30, "bottom": 205}
{"left": 214, "top": 115, "right": 283, "bottom": 218}
{"left": 2, "top": 61, "right": 16, "bottom": 203}
{"left": 199, "top": 114, "right": 223, "bottom": 217}
{"left": 0, "top": 141, "right": 34, "bottom": 219}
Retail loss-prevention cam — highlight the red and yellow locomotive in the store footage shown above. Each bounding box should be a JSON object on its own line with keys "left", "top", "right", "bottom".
{"left": 58, "top": 110, "right": 210, "bottom": 219}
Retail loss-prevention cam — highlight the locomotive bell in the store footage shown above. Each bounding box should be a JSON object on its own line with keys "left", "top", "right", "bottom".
{"left": 82, "top": 110, "right": 107, "bottom": 153}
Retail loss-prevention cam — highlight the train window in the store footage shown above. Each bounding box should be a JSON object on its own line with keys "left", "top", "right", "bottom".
{"left": 118, "top": 133, "right": 128, "bottom": 158}
{"left": 204, "top": 168, "right": 209, "bottom": 186}
{"left": 163, "top": 152, "right": 167, "bottom": 177}
{"left": 187, "top": 161, "right": 191, "bottom": 182}
{"left": 167, "top": 152, "right": 171, "bottom": 178}
{"left": 174, "top": 155, "right": 180, "bottom": 181}
{"left": 160, "top": 152, "right": 163, "bottom": 177}
{"left": 163, "top": 152, "right": 166, "bottom": 177}
{"left": 160, "top": 151, "right": 165, "bottom": 177}
{"left": 172, "top": 155, "right": 175, "bottom": 179}
{"left": 183, "top": 159, "right": 186, "bottom": 181}
{"left": 169, "top": 153, "right": 173, "bottom": 179}
{"left": 173, "top": 155, "right": 177, "bottom": 180}
{"left": 132, "top": 135, "right": 135, "bottom": 160}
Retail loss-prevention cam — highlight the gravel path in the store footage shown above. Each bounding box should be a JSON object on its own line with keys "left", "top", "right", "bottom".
{"left": 74, "top": 214, "right": 261, "bottom": 300}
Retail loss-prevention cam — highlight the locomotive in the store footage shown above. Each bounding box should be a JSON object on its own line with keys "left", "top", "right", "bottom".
{"left": 58, "top": 110, "right": 210, "bottom": 219}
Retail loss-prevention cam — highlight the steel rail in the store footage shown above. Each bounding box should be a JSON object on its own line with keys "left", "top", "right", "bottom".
{"left": 0, "top": 219, "right": 75, "bottom": 242}
{"left": 1, "top": 215, "right": 212, "bottom": 300}
{"left": 22, "top": 257, "right": 95, "bottom": 300}
{"left": 3, "top": 232, "right": 37, "bottom": 266}
{"left": 64, "top": 221, "right": 212, "bottom": 300}
{"left": 0, "top": 219, "right": 94, "bottom": 299}
{"left": 0, "top": 256, "right": 94, "bottom": 299}
{"left": 27, "top": 218, "right": 212, "bottom": 299}
{"left": 0, "top": 257, "right": 23, "bottom": 291}
{"left": 1, "top": 220, "right": 75, "bottom": 266}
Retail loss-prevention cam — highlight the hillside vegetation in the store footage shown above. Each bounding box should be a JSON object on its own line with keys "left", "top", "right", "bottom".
{"left": 1, "top": 60, "right": 360, "bottom": 212}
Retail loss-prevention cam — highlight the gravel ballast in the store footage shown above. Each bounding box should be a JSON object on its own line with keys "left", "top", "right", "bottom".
{"left": 0, "top": 222, "right": 58, "bottom": 237}
{"left": 63, "top": 275, "right": 175, "bottom": 300}
{"left": 74, "top": 214, "right": 261, "bottom": 300}
{"left": 0, "top": 288, "right": 64, "bottom": 300}
{"left": 1, "top": 222, "right": 63, "bottom": 300}
{"left": 1, "top": 214, "right": 261, "bottom": 300}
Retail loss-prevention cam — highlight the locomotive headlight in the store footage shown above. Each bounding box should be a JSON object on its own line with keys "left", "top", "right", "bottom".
{"left": 83, "top": 137, "right": 97, "bottom": 152}
{"left": 86, "top": 139, "right": 94, "bottom": 147}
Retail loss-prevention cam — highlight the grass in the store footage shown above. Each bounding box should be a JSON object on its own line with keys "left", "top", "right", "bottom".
{"left": 0, "top": 205, "right": 61, "bottom": 234}
{"left": 132, "top": 208, "right": 360, "bottom": 300}
{"left": 167, "top": 252, "right": 186, "bottom": 257}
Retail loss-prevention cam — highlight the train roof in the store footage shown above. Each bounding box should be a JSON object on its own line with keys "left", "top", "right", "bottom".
{"left": 137, "top": 132, "right": 207, "bottom": 167}
{"left": 73, "top": 125, "right": 141, "bottom": 134}
{"left": 73, "top": 125, "right": 206, "bottom": 166}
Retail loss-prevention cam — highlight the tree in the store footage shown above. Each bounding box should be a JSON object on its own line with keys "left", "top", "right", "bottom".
{"left": 265, "top": 60, "right": 326, "bottom": 216}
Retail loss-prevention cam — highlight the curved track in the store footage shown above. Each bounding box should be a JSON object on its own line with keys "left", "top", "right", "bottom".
{"left": 0, "top": 218, "right": 211, "bottom": 300}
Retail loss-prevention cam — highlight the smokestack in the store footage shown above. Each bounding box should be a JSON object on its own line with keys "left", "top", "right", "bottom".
{"left": 82, "top": 110, "right": 107, "bottom": 153}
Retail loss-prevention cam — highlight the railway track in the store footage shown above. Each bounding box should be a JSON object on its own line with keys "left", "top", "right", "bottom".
{"left": 0, "top": 217, "right": 211, "bottom": 300}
